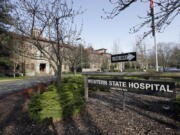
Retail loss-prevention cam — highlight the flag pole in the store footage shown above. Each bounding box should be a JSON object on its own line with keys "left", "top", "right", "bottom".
{"left": 154, "top": 31, "right": 158, "bottom": 72}
{"left": 150, "top": 0, "right": 158, "bottom": 72}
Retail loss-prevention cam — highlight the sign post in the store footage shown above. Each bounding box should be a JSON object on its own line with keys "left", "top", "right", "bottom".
{"left": 84, "top": 75, "right": 88, "bottom": 101}
{"left": 122, "top": 91, "right": 126, "bottom": 110}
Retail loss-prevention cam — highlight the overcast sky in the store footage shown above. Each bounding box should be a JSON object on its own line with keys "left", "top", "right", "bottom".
{"left": 74, "top": 0, "right": 180, "bottom": 53}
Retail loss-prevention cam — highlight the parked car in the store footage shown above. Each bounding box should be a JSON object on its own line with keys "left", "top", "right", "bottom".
{"left": 5, "top": 72, "right": 23, "bottom": 77}
{"left": 164, "top": 67, "right": 180, "bottom": 72}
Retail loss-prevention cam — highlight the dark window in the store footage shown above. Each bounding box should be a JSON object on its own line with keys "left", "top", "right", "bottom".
{"left": 40, "top": 63, "right": 46, "bottom": 72}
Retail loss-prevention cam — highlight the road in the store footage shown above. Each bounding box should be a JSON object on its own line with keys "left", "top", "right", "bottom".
{"left": 0, "top": 76, "right": 56, "bottom": 100}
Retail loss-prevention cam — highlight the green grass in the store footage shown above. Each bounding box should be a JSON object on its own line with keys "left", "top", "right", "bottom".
{"left": 62, "top": 72, "right": 82, "bottom": 75}
{"left": 173, "top": 95, "right": 180, "bottom": 115}
{"left": 88, "top": 75, "right": 144, "bottom": 80}
{"left": 146, "top": 69, "right": 156, "bottom": 72}
{"left": 110, "top": 68, "right": 156, "bottom": 72}
{"left": 0, "top": 76, "right": 31, "bottom": 82}
{"left": 28, "top": 76, "right": 85, "bottom": 122}
{"left": 124, "top": 69, "right": 143, "bottom": 72}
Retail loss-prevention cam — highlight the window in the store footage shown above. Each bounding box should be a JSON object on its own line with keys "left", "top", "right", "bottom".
{"left": 64, "top": 65, "right": 67, "bottom": 70}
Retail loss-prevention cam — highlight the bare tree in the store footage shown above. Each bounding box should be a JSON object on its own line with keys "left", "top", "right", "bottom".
{"left": 135, "top": 36, "right": 147, "bottom": 70}
{"left": 111, "top": 39, "right": 124, "bottom": 71}
{"left": 67, "top": 44, "right": 83, "bottom": 74}
{"left": 158, "top": 42, "right": 173, "bottom": 70}
{"left": 101, "top": 55, "right": 110, "bottom": 72}
{"left": 170, "top": 44, "right": 180, "bottom": 68}
{"left": 112, "top": 39, "right": 121, "bottom": 54}
{"left": 146, "top": 42, "right": 179, "bottom": 70}
{"left": 103, "top": 0, "right": 180, "bottom": 38}
{"left": 11, "top": 0, "right": 83, "bottom": 87}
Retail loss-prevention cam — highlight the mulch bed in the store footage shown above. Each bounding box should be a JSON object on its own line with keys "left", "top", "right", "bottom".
{"left": 0, "top": 90, "right": 180, "bottom": 135}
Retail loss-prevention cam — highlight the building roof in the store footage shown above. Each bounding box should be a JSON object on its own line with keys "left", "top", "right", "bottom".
{"left": 95, "top": 48, "right": 107, "bottom": 51}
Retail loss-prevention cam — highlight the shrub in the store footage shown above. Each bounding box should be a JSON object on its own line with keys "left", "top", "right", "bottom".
{"left": 28, "top": 94, "right": 42, "bottom": 120}
{"left": 28, "top": 76, "right": 85, "bottom": 122}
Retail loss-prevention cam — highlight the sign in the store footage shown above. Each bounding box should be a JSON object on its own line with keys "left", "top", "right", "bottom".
{"left": 88, "top": 78, "right": 175, "bottom": 98}
{"left": 111, "top": 52, "right": 136, "bottom": 62}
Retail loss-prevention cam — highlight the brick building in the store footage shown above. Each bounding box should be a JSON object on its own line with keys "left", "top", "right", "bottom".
{"left": 12, "top": 30, "right": 111, "bottom": 76}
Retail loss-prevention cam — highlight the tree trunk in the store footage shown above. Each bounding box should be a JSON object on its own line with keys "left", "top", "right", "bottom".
{"left": 56, "top": 64, "right": 62, "bottom": 89}
{"left": 74, "top": 68, "right": 77, "bottom": 75}
{"left": 22, "top": 62, "right": 25, "bottom": 76}
{"left": 13, "top": 63, "right": 16, "bottom": 78}
{"left": 74, "top": 63, "right": 77, "bottom": 75}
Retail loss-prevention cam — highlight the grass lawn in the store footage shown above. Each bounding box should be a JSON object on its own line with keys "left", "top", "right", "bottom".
{"left": 62, "top": 72, "right": 82, "bottom": 77}
{"left": 0, "top": 76, "right": 31, "bottom": 82}
{"left": 173, "top": 95, "right": 180, "bottom": 118}
{"left": 122, "top": 69, "right": 156, "bottom": 72}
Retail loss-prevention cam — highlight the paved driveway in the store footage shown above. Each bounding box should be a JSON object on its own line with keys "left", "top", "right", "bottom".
{"left": 0, "top": 76, "right": 56, "bottom": 100}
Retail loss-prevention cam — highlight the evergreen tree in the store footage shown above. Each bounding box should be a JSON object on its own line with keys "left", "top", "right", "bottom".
{"left": 0, "top": 0, "right": 13, "bottom": 72}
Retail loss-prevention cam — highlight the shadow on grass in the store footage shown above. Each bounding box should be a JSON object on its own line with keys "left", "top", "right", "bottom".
{"left": 0, "top": 94, "right": 57, "bottom": 135}
{"left": 89, "top": 91, "right": 179, "bottom": 130}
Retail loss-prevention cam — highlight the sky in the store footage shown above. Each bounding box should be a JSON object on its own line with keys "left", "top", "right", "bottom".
{"left": 73, "top": 0, "right": 180, "bottom": 53}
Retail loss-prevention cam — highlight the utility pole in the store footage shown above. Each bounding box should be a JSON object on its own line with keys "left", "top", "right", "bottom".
{"left": 150, "top": 0, "right": 158, "bottom": 71}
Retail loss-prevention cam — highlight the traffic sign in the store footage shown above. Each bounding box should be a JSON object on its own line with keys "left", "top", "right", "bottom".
{"left": 111, "top": 52, "right": 136, "bottom": 62}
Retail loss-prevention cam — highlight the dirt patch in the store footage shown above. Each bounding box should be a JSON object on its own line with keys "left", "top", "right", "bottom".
{"left": 0, "top": 91, "right": 180, "bottom": 135}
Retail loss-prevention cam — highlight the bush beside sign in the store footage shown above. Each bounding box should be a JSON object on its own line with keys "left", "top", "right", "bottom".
{"left": 88, "top": 78, "right": 175, "bottom": 98}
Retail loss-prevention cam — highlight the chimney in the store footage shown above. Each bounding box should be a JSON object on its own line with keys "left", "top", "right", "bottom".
{"left": 31, "top": 29, "right": 41, "bottom": 37}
